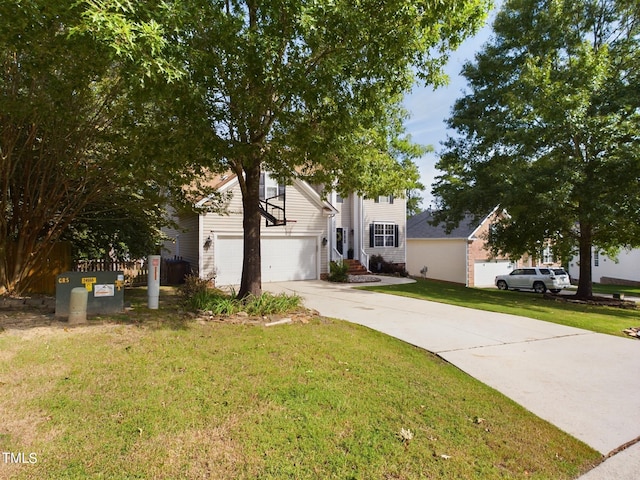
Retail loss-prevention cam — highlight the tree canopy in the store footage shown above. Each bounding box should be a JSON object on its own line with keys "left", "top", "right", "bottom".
{"left": 0, "top": 1, "right": 194, "bottom": 294}
{"left": 432, "top": 0, "right": 640, "bottom": 298}
{"left": 82, "top": 0, "right": 491, "bottom": 298}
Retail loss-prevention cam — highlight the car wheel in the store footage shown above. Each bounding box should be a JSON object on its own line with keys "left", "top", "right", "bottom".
{"left": 497, "top": 280, "right": 508, "bottom": 290}
{"left": 533, "top": 282, "right": 546, "bottom": 294}
{"left": 550, "top": 289, "right": 560, "bottom": 293}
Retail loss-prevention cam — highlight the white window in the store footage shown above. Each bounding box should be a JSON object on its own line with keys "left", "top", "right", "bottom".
{"left": 374, "top": 223, "right": 395, "bottom": 247}
{"left": 260, "top": 172, "right": 283, "bottom": 200}
{"left": 374, "top": 195, "right": 394, "bottom": 204}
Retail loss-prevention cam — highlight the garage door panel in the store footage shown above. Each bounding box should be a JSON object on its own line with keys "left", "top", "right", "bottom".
{"left": 214, "top": 237, "right": 244, "bottom": 286}
{"left": 215, "top": 236, "right": 317, "bottom": 285}
{"left": 474, "top": 260, "right": 512, "bottom": 287}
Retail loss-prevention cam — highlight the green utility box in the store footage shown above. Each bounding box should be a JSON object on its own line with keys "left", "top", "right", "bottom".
{"left": 55, "top": 271, "right": 125, "bottom": 317}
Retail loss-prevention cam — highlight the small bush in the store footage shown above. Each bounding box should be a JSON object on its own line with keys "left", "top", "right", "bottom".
{"left": 369, "top": 254, "right": 408, "bottom": 276}
{"left": 328, "top": 260, "right": 349, "bottom": 282}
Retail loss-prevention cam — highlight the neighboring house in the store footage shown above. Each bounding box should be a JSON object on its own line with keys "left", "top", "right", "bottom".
{"left": 568, "top": 248, "right": 640, "bottom": 285}
{"left": 162, "top": 172, "right": 407, "bottom": 286}
{"left": 406, "top": 209, "right": 517, "bottom": 287}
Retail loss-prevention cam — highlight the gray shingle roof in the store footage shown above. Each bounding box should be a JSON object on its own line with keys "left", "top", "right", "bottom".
{"left": 407, "top": 210, "right": 480, "bottom": 239}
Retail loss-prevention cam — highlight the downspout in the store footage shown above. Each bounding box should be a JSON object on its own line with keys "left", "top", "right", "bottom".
{"left": 403, "top": 194, "right": 407, "bottom": 266}
{"left": 198, "top": 214, "right": 204, "bottom": 279}
{"left": 465, "top": 239, "right": 470, "bottom": 287}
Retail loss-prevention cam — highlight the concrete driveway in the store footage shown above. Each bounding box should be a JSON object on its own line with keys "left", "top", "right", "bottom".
{"left": 265, "top": 279, "right": 640, "bottom": 472}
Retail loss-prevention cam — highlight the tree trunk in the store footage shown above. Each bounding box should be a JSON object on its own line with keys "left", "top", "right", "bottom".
{"left": 237, "top": 163, "right": 263, "bottom": 299}
{"left": 575, "top": 223, "right": 593, "bottom": 299}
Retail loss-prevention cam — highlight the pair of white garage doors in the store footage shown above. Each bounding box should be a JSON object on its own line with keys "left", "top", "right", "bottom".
{"left": 214, "top": 236, "right": 318, "bottom": 286}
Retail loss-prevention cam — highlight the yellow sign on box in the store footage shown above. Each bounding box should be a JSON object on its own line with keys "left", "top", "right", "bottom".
{"left": 81, "top": 277, "right": 97, "bottom": 291}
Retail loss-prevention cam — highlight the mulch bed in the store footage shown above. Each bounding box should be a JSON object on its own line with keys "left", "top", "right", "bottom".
{"left": 543, "top": 292, "right": 638, "bottom": 310}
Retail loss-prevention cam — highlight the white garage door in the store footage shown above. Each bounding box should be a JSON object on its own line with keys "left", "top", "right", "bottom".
{"left": 215, "top": 236, "right": 318, "bottom": 286}
{"left": 474, "top": 260, "right": 513, "bottom": 287}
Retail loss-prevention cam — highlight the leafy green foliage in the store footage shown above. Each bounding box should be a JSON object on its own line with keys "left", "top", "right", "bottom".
{"left": 180, "top": 276, "right": 302, "bottom": 316}
{"left": 0, "top": 1, "right": 194, "bottom": 293}
{"left": 328, "top": 261, "right": 349, "bottom": 283}
{"left": 433, "top": 0, "right": 640, "bottom": 298}
{"left": 79, "top": 0, "right": 492, "bottom": 298}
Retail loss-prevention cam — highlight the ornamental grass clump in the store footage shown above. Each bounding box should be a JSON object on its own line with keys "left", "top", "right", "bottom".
{"left": 180, "top": 277, "right": 301, "bottom": 317}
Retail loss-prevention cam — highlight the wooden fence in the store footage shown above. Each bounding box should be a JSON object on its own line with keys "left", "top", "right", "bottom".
{"left": 73, "top": 257, "right": 191, "bottom": 286}
{"left": 73, "top": 259, "right": 148, "bottom": 286}
{"left": 22, "top": 242, "right": 73, "bottom": 295}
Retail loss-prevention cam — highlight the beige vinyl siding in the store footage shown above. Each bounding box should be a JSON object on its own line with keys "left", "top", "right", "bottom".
{"left": 162, "top": 211, "right": 200, "bottom": 274}
{"left": 200, "top": 180, "right": 329, "bottom": 279}
{"left": 406, "top": 238, "right": 467, "bottom": 284}
{"left": 363, "top": 196, "right": 406, "bottom": 264}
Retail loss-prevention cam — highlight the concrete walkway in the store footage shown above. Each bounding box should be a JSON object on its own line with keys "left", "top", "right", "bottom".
{"left": 265, "top": 279, "right": 640, "bottom": 478}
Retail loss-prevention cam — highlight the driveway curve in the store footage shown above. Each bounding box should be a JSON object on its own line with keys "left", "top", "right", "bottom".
{"left": 266, "top": 279, "right": 640, "bottom": 466}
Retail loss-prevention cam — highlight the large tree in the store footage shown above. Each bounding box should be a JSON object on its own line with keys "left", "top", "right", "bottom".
{"left": 84, "top": 0, "right": 491, "bottom": 298}
{"left": 432, "top": 0, "right": 640, "bottom": 298}
{"left": 0, "top": 1, "right": 194, "bottom": 294}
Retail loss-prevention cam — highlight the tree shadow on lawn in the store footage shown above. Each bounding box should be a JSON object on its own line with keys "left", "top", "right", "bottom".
{"left": 0, "top": 286, "right": 190, "bottom": 334}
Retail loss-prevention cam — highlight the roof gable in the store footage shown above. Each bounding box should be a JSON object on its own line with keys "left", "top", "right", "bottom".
{"left": 194, "top": 172, "right": 338, "bottom": 214}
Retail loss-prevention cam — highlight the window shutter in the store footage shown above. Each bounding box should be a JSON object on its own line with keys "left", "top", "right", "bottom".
{"left": 389, "top": 195, "right": 394, "bottom": 204}
{"left": 369, "top": 224, "right": 374, "bottom": 248}
{"left": 278, "top": 183, "right": 285, "bottom": 196}
{"left": 259, "top": 172, "right": 265, "bottom": 200}
{"left": 394, "top": 224, "right": 399, "bottom": 247}
{"left": 374, "top": 196, "right": 379, "bottom": 203}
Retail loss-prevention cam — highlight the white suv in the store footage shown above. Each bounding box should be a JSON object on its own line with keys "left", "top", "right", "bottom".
{"left": 495, "top": 267, "right": 571, "bottom": 293}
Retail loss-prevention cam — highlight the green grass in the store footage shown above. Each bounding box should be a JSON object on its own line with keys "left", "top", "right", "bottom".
{"left": 0, "top": 308, "right": 600, "bottom": 479}
{"left": 591, "top": 283, "right": 640, "bottom": 297}
{"left": 359, "top": 278, "right": 640, "bottom": 338}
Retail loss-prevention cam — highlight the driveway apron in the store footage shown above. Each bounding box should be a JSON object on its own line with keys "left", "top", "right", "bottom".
{"left": 266, "top": 280, "right": 640, "bottom": 459}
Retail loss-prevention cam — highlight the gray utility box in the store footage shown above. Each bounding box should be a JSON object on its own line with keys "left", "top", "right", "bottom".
{"left": 55, "top": 271, "right": 125, "bottom": 317}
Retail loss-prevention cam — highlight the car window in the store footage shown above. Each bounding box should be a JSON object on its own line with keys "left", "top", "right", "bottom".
{"left": 523, "top": 269, "right": 537, "bottom": 275}
{"left": 553, "top": 269, "right": 567, "bottom": 275}
{"left": 539, "top": 268, "right": 551, "bottom": 274}
{"left": 510, "top": 269, "right": 523, "bottom": 275}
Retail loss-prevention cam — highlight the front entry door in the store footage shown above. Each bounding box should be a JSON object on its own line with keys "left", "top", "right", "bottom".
{"left": 336, "top": 228, "right": 344, "bottom": 255}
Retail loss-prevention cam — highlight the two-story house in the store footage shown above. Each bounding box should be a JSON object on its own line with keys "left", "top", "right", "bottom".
{"left": 162, "top": 172, "right": 407, "bottom": 286}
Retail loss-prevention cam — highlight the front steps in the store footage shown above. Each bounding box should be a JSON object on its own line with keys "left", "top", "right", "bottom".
{"left": 343, "top": 259, "right": 369, "bottom": 275}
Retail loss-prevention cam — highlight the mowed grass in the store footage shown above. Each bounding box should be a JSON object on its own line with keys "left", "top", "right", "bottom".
{"left": 591, "top": 283, "right": 640, "bottom": 297}
{"left": 360, "top": 278, "right": 640, "bottom": 338}
{"left": 0, "top": 309, "right": 601, "bottom": 479}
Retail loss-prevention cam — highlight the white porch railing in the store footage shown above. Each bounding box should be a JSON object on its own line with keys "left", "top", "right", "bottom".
{"left": 360, "top": 249, "right": 369, "bottom": 272}
{"left": 331, "top": 247, "right": 344, "bottom": 263}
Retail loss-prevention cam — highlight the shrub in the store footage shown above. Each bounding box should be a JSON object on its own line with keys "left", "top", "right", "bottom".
{"left": 179, "top": 275, "right": 212, "bottom": 308}
{"left": 328, "top": 260, "right": 349, "bottom": 282}
{"left": 369, "top": 254, "right": 408, "bottom": 276}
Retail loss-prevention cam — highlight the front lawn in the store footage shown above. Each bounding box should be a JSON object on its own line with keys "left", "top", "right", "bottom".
{"left": 0, "top": 303, "right": 600, "bottom": 479}
{"left": 591, "top": 283, "right": 640, "bottom": 297}
{"left": 360, "top": 278, "right": 639, "bottom": 338}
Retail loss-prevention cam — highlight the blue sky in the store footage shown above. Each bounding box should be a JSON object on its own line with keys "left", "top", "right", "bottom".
{"left": 402, "top": 8, "right": 498, "bottom": 209}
